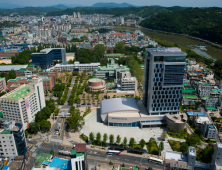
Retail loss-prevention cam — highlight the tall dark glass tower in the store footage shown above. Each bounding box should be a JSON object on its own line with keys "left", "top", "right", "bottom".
{"left": 143, "top": 47, "right": 187, "bottom": 115}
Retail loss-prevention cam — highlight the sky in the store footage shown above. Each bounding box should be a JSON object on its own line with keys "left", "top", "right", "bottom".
{"left": 1, "top": 0, "right": 222, "bottom": 7}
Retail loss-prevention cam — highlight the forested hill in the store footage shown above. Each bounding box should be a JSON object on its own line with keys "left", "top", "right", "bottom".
{"left": 139, "top": 7, "right": 222, "bottom": 44}
{"left": 46, "top": 6, "right": 185, "bottom": 17}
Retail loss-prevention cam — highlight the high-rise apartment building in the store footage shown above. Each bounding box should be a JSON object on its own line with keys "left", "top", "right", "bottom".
{"left": 0, "top": 78, "right": 45, "bottom": 129}
{"left": 0, "top": 121, "right": 27, "bottom": 157}
{"left": 73, "top": 12, "right": 77, "bottom": 18}
{"left": 143, "top": 47, "right": 186, "bottom": 115}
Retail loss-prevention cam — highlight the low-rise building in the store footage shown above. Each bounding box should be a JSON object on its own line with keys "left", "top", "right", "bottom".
{"left": 93, "top": 59, "right": 130, "bottom": 79}
{"left": 0, "top": 48, "right": 19, "bottom": 59}
{"left": 201, "top": 122, "right": 217, "bottom": 139}
{"left": 121, "top": 77, "right": 137, "bottom": 91}
{"left": 0, "top": 121, "right": 27, "bottom": 157}
{"left": 8, "top": 76, "right": 54, "bottom": 91}
{"left": 103, "top": 53, "right": 123, "bottom": 58}
{"left": 164, "top": 146, "right": 211, "bottom": 170}
{"left": 88, "top": 78, "right": 106, "bottom": 92}
{"left": 0, "top": 78, "right": 45, "bottom": 129}
{"left": 54, "top": 61, "right": 100, "bottom": 72}
{"left": 0, "top": 77, "right": 6, "bottom": 92}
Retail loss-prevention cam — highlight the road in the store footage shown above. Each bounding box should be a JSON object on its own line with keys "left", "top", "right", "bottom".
{"left": 27, "top": 142, "right": 162, "bottom": 170}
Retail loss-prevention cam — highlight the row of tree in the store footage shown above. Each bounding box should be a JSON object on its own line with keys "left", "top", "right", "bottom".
{"left": 89, "top": 132, "right": 147, "bottom": 149}
{"left": 66, "top": 106, "right": 84, "bottom": 131}
{"left": 27, "top": 100, "right": 55, "bottom": 134}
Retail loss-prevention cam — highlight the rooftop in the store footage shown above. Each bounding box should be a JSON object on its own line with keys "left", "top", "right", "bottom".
{"left": 100, "top": 98, "right": 139, "bottom": 115}
{"left": 182, "top": 88, "right": 196, "bottom": 94}
{"left": 165, "top": 151, "right": 187, "bottom": 162}
{"left": 206, "top": 106, "right": 217, "bottom": 110}
{"left": 3, "top": 86, "right": 30, "bottom": 100}
{"left": 0, "top": 65, "right": 28, "bottom": 71}
{"left": 182, "top": 95, "right": 198, "bottom": 99}
{"left": 0, "top": 77, "right": 5, "bottom": 81}
{"left": 7, "top": 77, "right": 32, "bottom": 82}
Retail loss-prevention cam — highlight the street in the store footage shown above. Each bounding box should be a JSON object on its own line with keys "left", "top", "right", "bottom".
{"left": 27, "top": 141, "right": 163, "bottom": 170}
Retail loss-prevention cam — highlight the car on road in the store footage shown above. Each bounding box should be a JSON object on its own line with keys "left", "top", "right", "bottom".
{"left": 73, "top": 144, "right": 75, "bottom": 149}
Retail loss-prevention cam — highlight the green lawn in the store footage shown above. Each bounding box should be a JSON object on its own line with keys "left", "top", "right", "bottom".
{"left": 146, "top": 141, "right": 159, "bottom": 155}
{"left": 168, "top": 140, "right": 181, "bottom": 152}
{"left": 167, "top": 131, "right": 188, "bottom": 139}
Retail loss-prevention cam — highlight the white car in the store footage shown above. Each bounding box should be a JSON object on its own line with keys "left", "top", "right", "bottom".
{"left": 73, "top": 144, "right": 75, "bottom": 149}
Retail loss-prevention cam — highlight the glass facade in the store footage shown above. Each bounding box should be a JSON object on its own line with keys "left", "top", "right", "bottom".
{"left": 12, "top": 123, "right": 27, "bottom": 156}
{"left": 31, "top": 49, "right": 63, "bottom": 69}
{"left": 143, "top": 49, "right": 186, "bottom": 115}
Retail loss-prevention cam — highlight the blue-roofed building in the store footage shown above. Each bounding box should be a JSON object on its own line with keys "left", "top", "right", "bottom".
{"left": 31, "top": 48, "right": 66, "bottom": 69}
{"left": 186, "top": 112, "right": 206, "bottom": 116}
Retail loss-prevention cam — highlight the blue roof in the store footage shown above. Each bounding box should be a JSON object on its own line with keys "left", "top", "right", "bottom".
{"left": 49, "top": 157, "right": 71, "bottom": 170}
{"left": 187, "top": 112, "right": 206, "bottom": 116}
{"left": 43, "top": 161, "right": 50, "bottom": 165}
{"left": 3, "top": 166, "right": 9, "bottom": 170}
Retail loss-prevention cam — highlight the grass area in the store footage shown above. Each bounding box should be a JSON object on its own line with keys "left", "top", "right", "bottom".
{"left": 80, "top": 133, "right": 88, "bottom": 143}
{"left": 168, "top": 140, "right": 181, "bottom": 152}
{"left": 167, "top": 131, "right": 188, "bottom": 139}
{"left": 146, "top": 141, "right": 159, "bottom": 155}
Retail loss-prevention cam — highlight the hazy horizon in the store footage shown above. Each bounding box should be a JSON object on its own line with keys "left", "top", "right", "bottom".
{"left": 1, "top": 0, "right": 222, "bottom": 8}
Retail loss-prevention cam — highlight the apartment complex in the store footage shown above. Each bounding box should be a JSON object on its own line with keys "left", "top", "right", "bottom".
{"left": 0, "top": 78, "right": 45, "bottom": 129}
{"left": 15, "top": 66, "right": 40, "bottom": 77}
{"left": 0, "top": 121, "right": 27, "bottom": 157}
{"left": 0, "top": 77, "right": 6, "bottom": 92}
{"left": 54, "top": 61, "right": 100, "bottom": 72}
{"left": 31, "top": 48, "right": 66, "bottom": 69}
{"left": 8, "top": 76, "right": 54, "bottom": 91}
{"left": 143, "top": 48, "right": 186, "bottom": 115}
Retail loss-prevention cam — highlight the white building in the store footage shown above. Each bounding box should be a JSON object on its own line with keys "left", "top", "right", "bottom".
{"left": 54, "top": 61, "right": 100, "bottom": 72}
{"left": 0, "top": 77, "right": 45, "bottom": 129}
{"left": 0, "top": 121, "right": 27, "bottom": 157}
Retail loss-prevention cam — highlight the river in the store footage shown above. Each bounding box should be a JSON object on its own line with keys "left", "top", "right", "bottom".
{"left": 117, "top": 26, "right": 222, "bottom": 61}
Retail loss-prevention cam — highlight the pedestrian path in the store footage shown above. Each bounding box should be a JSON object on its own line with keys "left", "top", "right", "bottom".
{"left": 151, "top": 128, "right": 172, "bottom": 151}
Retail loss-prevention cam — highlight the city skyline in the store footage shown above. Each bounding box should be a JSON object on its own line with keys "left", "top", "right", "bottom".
{"left": 0, "top": 0, "right": 222, "bottom": 7}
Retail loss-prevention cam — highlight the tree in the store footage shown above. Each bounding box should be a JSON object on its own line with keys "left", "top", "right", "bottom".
{"left": 129, "top": 138, "right": 136, "bottom": 148}
{"left": 50, "top": 149, "right": 55, "bottom": 155}
{"left": 116, "top": 135, "right": 121, "bottom": 145}
{"left": 96, "top": 132, "right": 101, "bottom": 144}
{"left": 107, "top": 49, "right": 112, "bottom": 53}
{"left": 109, "top": 161, "right": 113, "bottom": 165}
{"left": 109, "top": 134, "right": 114, "bottom": 144}
{"left": 180, "top": 143, "right": 188, "bottom": 154}
{"left": 186, "top": 134, "right": 201, "bottom": 146}
{"left": 103, "top": 133, "right": 108, "bottom": 143}
{"left": 122, "top": 163, "right": 125, "bottom": 167}
{"left": 198, "top": 146, "right": 214, "bottom": 163}
{"left": 161, "top": 131, "right": 168, "bottom": 140}
{"left": 28, "top": 122, "right": 39, "bottom": 134}
{"left": 94, "top": 44, "right": 106, "bottom": 58}
{"left": 139, "top": 139, "right": 146, "bottom": 149}
{"left": 89, "top": 132, "right": 94, "bottom": 143}
{"left": 39, "top": 120, "right": 51, "bottom": 132}
{"left": 123, "top": 137, "right": 128, "bottom": 147}
{"left": 159, "top": 141, "right": 164, "bottom": 151}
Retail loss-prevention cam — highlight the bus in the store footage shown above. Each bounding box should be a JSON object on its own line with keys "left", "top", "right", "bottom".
{"left": 148, "top": 157, "right": 163, "bottom": 164}
{"left": 107, "top": 150, "right": 121, "bottom": 155}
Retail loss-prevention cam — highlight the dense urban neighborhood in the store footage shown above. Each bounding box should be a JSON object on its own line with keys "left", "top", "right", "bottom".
{"left": 0, "top": 2, "right": 221, "bottom": 170}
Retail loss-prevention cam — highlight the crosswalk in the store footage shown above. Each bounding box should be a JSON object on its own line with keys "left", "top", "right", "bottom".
{"left": 67, "top": 138, "right": 74, "bottom": 143}
{"left": 50, "top": 138, "right": 63, "bottom": 143}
